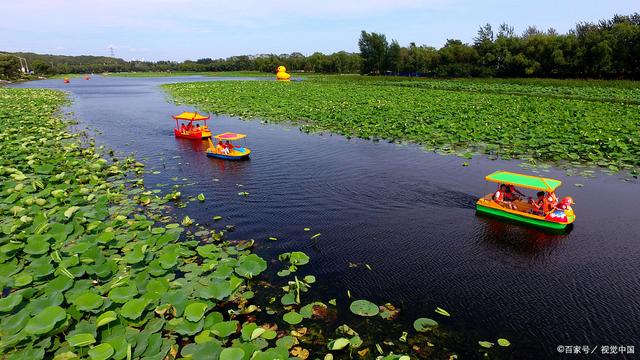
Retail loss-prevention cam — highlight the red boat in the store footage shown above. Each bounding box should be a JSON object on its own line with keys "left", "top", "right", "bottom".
{"left": 172, "top": 112, "right": 212, "bottom": 139}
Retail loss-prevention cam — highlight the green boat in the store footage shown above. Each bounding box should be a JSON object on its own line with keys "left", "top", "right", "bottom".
{"left": 476, "top": 171, "right": 576, "bottom": 231}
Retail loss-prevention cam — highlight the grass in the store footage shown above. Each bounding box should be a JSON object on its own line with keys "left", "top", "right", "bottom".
{"left": 164, "top": 76, "right": 640, "bottom": 172}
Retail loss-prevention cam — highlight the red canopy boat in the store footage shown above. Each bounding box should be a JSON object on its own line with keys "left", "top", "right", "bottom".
{"left": 172, "top": 112, "right": 212, "bottom": 139}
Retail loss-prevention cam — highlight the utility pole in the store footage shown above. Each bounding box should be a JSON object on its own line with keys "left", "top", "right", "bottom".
{"left": 110, "top": 47, "right": 115, "bottom": 57}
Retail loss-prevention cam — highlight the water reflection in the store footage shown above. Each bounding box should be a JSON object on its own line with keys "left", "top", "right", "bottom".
{"left": 476, "top": 215, "right": 567, "bottom": 261}
{"left": 174, "top": 137, "right": 208, "bottom": 153}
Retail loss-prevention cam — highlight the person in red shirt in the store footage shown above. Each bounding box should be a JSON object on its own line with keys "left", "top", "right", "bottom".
{"left": 504, "top": 184, "right": 525, "bottom": 201}
{"left": 217, "top": 140, "right": 229, "bottom": 154}
{"left": 529, "top": 191, "right": 546, "bottom": 215}
{"left": 494, "top": 184, "right": 517, "bottom": 210}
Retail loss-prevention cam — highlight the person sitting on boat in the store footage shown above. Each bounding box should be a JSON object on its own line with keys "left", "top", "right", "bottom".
{"left": 545, "top": 192, "right": 558, "bottom": 213}
{"left": 529, "top": 191, "right": 546, "bottom": 215}
{"left": 504, "top": 184, "right": 525, "bottom": 201}
{"left": 195, "top": 124, "right": 201, "bottom": 133}
{"left": 224, "top": 141, "right": 235, "bottom": 151}
{"left": 180, "top": 123, "right": 188, "bottom": 134}
{"left": 218, "top": 140, "right": 230, "bottom": 154}
{"left": 187, "top": 123, "right": 194, "bottom": 132}
{"left": 493, "top": 184, "right": 517, "bottom": 210}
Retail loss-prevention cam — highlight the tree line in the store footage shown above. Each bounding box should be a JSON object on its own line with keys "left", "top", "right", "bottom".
{"left": 0, "top": 51, "right": 362, "bottom": 80}
{"left": 1, "top": 13, "right": 638, "bottom": 80}
{"left": 359, "top": 13, "right": 640, "bottom": 78}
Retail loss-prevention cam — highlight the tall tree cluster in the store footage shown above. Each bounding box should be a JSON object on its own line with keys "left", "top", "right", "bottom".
{"left": 358, "top": 13, "right": 640, "bottom": 78}
{"left": 0, "top": 54, "right": 22, "bottom": 80}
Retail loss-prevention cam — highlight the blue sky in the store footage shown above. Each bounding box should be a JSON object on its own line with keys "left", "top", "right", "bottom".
{"left": 1, "top": 0, "right": 637, "bottom": 61}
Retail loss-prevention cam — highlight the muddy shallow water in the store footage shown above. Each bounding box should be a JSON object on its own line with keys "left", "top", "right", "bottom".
{"left": 14, "top": 76, "right": 640, "bottom": 358}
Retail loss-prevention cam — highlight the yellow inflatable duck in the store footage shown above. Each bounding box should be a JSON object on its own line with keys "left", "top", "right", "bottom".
{"left": 276, "top": 65, "right": 291, "bottom": 81}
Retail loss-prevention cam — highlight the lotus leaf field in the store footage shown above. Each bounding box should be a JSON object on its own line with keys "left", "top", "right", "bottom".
{"left": 1, "top": 88, "right": 516, "bottom": 359}
{"left": 164, "top": 77, "right": 640, "bottom": 173}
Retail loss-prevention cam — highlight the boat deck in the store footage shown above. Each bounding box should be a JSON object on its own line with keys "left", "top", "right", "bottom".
{"left": 480, "top": 194, "right": 538, "bottom": 214}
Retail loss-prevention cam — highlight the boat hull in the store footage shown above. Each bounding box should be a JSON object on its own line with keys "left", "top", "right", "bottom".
{"left": 174, "top": 128, "right": 212, "bottom": 139}
{"left": 206, "top": 148, "right": 250, "bottom": 161}
{"left": 476, "top": 203, "right": 571, "bottom": 231}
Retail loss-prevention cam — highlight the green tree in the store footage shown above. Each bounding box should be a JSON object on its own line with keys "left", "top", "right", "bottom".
{"left": 437, "top": 39, "right": 479, "bottom": 77}
{"left": 386, "top": 40, "right": 401, "bottom": 74}
{"left": 0, "top": 55, "right": 21, "bottom": 80}
{"left": 32, "top": 60, "right": 52, "bottom": 75}
{"left": 474, "top": 23, "right": 496, "bottom": 76}
{"left": 358, "top": 30, "right": 389, "bottom": 74}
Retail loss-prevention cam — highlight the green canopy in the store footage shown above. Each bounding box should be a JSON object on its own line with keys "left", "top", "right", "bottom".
{"left": 485, "top": 171, "right": 562, "bottom": 192}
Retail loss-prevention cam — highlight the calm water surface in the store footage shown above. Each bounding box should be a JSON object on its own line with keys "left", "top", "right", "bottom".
{"left": 14, "top": 76, "right": 640, "bottom": 359}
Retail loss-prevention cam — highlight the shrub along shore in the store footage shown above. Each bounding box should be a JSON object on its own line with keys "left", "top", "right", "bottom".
{"left": 1, "top": 88, "right": 495, "bottom": 359}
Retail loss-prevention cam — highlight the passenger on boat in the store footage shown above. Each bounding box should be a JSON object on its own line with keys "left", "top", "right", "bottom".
{"left": 529, "top": 191, "right": 546, "bottom": 215}
{"left": 218, "top": 140, "right": 230, "bottom": 154}
{"left": 504, "top": 184, "right": 525, "bottom": 201}
{"left": 180, "top": 123, "right": 187, "bottom": 133}
{"left": 195, "top": 124, "right": 201, "bottom": 132}
{"left": 187, "top": 123, "right": 194, "bottom": 132}
{"left": 545, "top": 192, "right": 558, "bottom": 212}
{"left": 494, "top": 184, "right": 517, "bottom": 210}
{"left": 224, "top": 141, "right": 235, "bottom": 151}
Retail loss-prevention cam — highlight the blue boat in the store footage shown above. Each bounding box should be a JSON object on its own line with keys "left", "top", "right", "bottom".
{"left": 206, "top": 132, "right": 251, "bottom": 161}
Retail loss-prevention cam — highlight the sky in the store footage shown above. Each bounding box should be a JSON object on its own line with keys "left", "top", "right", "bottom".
{"left": 1, "top": 0, "right": 638, "bottom": 61}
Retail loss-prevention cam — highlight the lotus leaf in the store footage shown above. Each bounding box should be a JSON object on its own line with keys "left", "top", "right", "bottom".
{"left": 181, "top": 342, "right": 222, "bottom": 359}
{"left": 413, "top": 318, "right": 438, "bottom": 332}
{"left": 283, "top": 311, "right": 304, "bottom": 325}
{"left": 219, "top": 347, "right": 244, "bottom": 360}
{"left": 210, "top": 320, "right": 239, "bottom": 338}
{"left": 108, "top": 285, "right": 138, "bottom": 303}
{"left": 276, "top": 335, "right": 297, "bottom": 349}
{"left": 235, "top": 254, "right": 267, "bottom": 278}
{"left": 24, "top": 239, "right": 49, "bottom": 255}
{"left": 73, "top": 292, "right": 103, "bottom": 311}
{"left": 120, "top": 298, "right": 148, "bottom": 320}
{"left": 195, "top": 279, "right": 233, "bottom": 300}
{"left": 96, "top": 311, "right": 118, "bottom": 328}
{"left": 0, "top": 292, "right": 23, "bottom": 312}
{"left": 349, "top": 300, "right": 379, "bottom": 317}
{"left": 14, "top": 273, "right": 33, "bottom": 287}
{"left": 288, "top": 252, "right": 310, "bottom": 266}
{"left": 25, "top": 305, "right": 66, "bottom": 335}
{"left": 88, "top": 343, "right": 114, "bottom": 360}
{"left": 328, "top": 338, "right": 350, "bottom": 350}
{"left": 184, "top": 302, "right": 208, "bottom": 322}
{"left": 67, "top": 333, "right": 96, "bottom": 347}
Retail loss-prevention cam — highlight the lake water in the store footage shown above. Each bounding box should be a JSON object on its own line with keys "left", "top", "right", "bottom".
{"left": 13, "top": 76, "right": 640, "bottom": 359}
